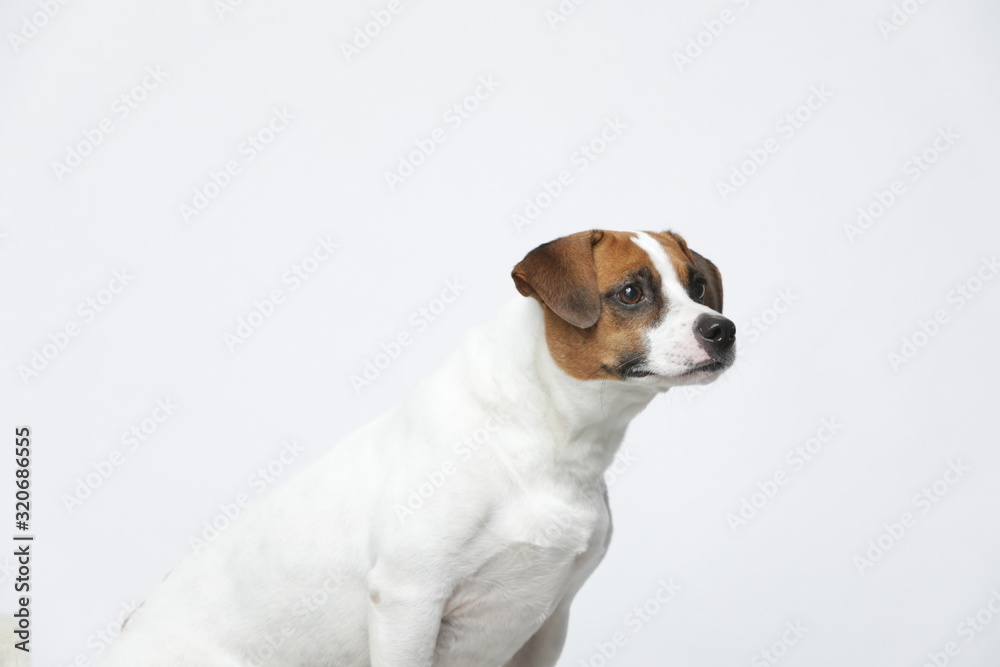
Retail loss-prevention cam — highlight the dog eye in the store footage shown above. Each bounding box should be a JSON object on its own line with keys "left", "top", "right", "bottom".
{"left": 691, "top": 279, "right": 707, "bottom": 304}
{"left": 618, "top": 285, "right": 642, "bottom": 304}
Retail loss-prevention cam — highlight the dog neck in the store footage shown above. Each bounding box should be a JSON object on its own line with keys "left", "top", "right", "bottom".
{"left": 468, "top": 297, "right": 658, "bottom": 488}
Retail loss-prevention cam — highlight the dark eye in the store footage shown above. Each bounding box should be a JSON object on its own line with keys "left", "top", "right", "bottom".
{"left": 691, "top": 279, "right": 707, "bottom": 304}
{"left": 618, "top": 284, "right": 642, "bottom": 304}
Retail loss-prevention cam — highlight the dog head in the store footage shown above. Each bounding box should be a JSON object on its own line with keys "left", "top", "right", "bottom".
{"left": 512, "top": 229, "right": 734, "bottom": 388}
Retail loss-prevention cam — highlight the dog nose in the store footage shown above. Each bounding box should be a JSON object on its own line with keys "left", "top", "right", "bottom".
{"left": 695, "top": 314, "right": 736, "bottom": 354}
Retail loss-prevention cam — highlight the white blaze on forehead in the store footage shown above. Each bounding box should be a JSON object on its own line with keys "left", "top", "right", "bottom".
{"left": 628, "top": 231, "right": 695, "bottom": 309}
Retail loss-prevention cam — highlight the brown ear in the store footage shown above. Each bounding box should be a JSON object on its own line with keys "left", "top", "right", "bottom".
{"left": 690, "top": 249, "right": 724, "bottom": 313}
{"left": 511, "top": 230, "right": 603, "bottom": 329}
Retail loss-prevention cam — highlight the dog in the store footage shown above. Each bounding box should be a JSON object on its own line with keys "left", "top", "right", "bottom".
{"left": 97, "top": 229, "right": 735, "bottom": 667}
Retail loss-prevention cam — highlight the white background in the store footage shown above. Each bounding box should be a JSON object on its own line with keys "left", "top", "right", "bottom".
{"left": 2, "top": 0, "right": 1000, "bottom": 665}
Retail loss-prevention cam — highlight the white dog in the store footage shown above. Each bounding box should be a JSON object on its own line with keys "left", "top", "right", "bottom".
{"left": 97, "top": 229, "right": 734, "bottom": 667}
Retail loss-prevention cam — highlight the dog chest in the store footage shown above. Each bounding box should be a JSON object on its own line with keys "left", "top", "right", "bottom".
{"left": 432, "top": 492, "right": 612, "bottom": 665}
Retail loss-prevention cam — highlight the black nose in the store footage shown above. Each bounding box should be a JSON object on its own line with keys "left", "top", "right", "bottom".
{"left": 695, "top": 314, "right": 736, "bottom": 354}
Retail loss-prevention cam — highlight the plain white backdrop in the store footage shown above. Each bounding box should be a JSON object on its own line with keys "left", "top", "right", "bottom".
{"left": 2, "top": 0, "right": 1000, "bottom": 665}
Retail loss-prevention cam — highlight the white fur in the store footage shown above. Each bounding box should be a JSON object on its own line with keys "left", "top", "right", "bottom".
{"left": 99, "top": 236, "right": 725, "bottom": 666}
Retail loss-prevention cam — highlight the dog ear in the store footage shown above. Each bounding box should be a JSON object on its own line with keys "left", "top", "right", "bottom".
{"left": 511, "top": 230, "right": 604, "bottom": 329}
{"left": 690, "top": 249, "right": 723, "bottom": 313}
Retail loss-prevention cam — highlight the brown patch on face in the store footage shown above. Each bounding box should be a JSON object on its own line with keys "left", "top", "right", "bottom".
{"left": 690, "top": 249, "right": 723, "bottom": 313}
{"left": 512, "top": 230, "right": 666, "bottom": 381}
{"left": 652, "top": 231, "right": 693, "bottom": 284}
{"left": 651, "top": 231, "right": 724, "bottom": 313}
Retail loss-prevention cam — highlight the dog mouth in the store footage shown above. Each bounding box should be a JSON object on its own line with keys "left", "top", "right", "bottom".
{"left": 618, "top": 357, "right": 654, "bottom": 379}
{"left": 614, "top": 354, "right": 733, "bottom": 381}
{"left": 681, "top": 359, "right": 729, "bottom": 376}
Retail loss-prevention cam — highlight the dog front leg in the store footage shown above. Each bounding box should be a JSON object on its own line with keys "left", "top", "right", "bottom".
{"left": 366, "top": 572, "right": 446, "bottom": 667}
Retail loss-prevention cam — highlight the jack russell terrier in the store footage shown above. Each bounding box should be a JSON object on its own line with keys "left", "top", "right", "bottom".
{"left": 96, "top": 229, "right": 735, "bottom": 667}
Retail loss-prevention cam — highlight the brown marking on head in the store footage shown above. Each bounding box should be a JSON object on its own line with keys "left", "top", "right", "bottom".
{"left": 651, "top": 231, "right": 724, "bottom": 313}
{"left": 513, "top": 230, "right": 662, "bottom": 381}
{"left": 512, "top": 229, "right": 724, "bottom": 381}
